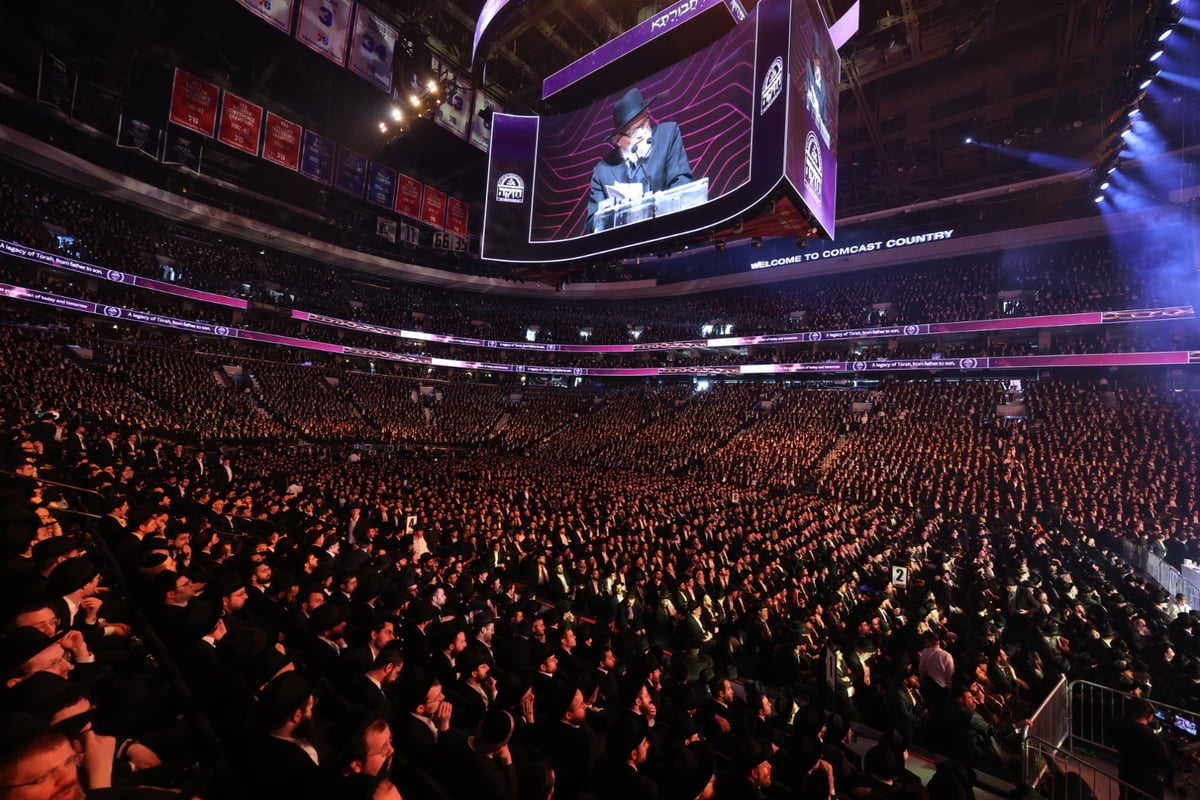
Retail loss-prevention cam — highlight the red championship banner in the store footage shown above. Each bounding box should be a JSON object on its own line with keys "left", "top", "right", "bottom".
{"left": 217, "top": 92, "right": 264, "bottom": 156}
{"left": 168, "top": 69, "right": 220, "bottom": 138}
{"left": 262, "top": 112, "right": 302, "bottom": 170}
{"left": 445, "top": 197, "right": 469, "bottom": 238}
{"left": 420, "top": 187, "right": 447, "bottom": 230}
{"left": 395, "top": 173, "right": 423, "bottom": 219}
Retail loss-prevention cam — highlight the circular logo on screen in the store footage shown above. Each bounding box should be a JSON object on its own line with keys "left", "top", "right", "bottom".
{"left": 496, "top": 173, "right": 525, "bottom": 204}
{"left": 804, "top": 131, "right": 823, "bottom": 201}
{"left": 903, "top": 325, "right": 919, "bottom": 336}
{"left": 214, "top": 326, "right": 230, "bottom": 337}
{"left": 761, "top": 57, "right": 784, "bottom": 116}
{"left": 103, "top": 306, "right": 122, "bottom": 318}
{"left": 573, "top": 368, "right": 584, "bottom": 376}
{"left": 107, "top": 270, "right": 125, "bottom": 283}
{"left": 853, "top": 361, "right": 867, "bottom": 372}
{"left": 810, "top": 331, "right": 822, "bottom": 341}
{"left": 961, "top": 357, "right": 978, "bottom": 370}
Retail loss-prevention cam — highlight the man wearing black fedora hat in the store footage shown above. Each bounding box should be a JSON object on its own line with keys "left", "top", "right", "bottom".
{"left": 585, "top": 87, "right": 694, "bottom": 233}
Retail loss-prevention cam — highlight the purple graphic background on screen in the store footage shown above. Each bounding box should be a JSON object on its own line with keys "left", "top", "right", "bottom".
{"left": 785, "top": 0, "right": 839, "bottom": 237}
{"left": 542, "top": 0, "right": 731, "bottom": 99}
{"left": 532, "top": 19, "right": 756, "bottom": 241}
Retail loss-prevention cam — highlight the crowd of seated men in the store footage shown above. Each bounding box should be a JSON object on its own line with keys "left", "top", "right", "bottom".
{"left": 2, "top": 169, "right": 1195, "bottom": 353}
{"left": 2, "top": 313, "right": 1199, "bottom": 800}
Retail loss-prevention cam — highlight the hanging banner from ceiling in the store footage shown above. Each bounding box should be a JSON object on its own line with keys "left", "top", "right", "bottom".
{"left": 334, "top": 145, "right": 368, "bottom": 197}
{"left": 235, "top": 0, "right": 295, "bottom": 33}
{"left": 395, "top": 173, "right": 423, "bottom": 219}
{"left": 296, "top": 0, "right": 354, "bottom": 66}
{"left": 420, "top": 187, "right": 446, "bottom": 229}
{"left": 117, "top": 110, "right": 161, "bottom": 160}
{"left": 299, "top": 129, "right": 335, "bottom": 183}
{"left": 367, "top": 161, "right": 397, "bottom": 208}
{"left": 262, "top": 112, "right": 303, "bottom": 170}
{"left": 446, "top": 198, "right": 469, "bottom": 238}
{"left": 348, "top": 5, "right": 399, "bottom": 93}
{"left": 217, "top": 92, "right": 264, "bottom": 156}
{"left": 168, "top": 69, "right": 220, "bottom": 138}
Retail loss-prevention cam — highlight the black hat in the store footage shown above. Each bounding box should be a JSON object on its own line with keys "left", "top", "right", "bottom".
{"left": 46, "top": 556, "right": 99, "bottom": 596}
{"left": 607, "top": 714, "right": 648, "bottom": 761}
{"left": 542, "top": 678, "right": 578, "bottom": 720}
{"left": 0, "top": 671, "right": 80, "bottom": 721}
{"left": 734, "top": 734, "right": 772, "bottom": 774}
{"left": 182, "top": 600, "right": 223, "bottom": 640}
{"left": 530, "top": 642, "right": 556, "bottom": 668}
{"left": 474, "top": 709, "right": 514, "bottom": 755}
{"left": 205, "top": 570, "right": 244, "bottom": 598}
{"left": 309, "top": 602, "right": 349, "bottom": 634}
{"left": 31, "top": 536, "right": 79, "bottom": 564}
{"left": 666, "top": 742, "right": 716, "bottom": 800}
{"left": 257, "top": 672, "right": 311, "bottom": 726}
{"left": 864, "top": 743, "right": 902, "bottom": 780}
{"left": 610, "top": 88, "right": 654, "bottom": 138}
{"left": 457, "top": 648, "right": 488, "bottom": 677}
{"left": 472, "top": 610, "right": 496, "bottom": 630}
{"left": 0, "top": 712, "right": 53, "bottom": 762}
{"left": 411, "top": 602, "right": 438, "bottom": 625}
{"left": 0, "top": 628, "right": 61, "bottom": 678}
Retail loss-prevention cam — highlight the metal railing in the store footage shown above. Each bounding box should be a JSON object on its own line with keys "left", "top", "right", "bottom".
{"left": 1025, "top": 735, "right": 1160, "bottom": 800}
{"left": 1023, "top": 676, "right": 1071, "bottom": 782}
{"left": 1068, "top": 680, "right": 1200, "bottom": 759}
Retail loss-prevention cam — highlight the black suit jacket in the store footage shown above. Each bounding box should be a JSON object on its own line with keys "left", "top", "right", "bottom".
{"left": 242, "top": 734, "right": 330, "bottom": 800}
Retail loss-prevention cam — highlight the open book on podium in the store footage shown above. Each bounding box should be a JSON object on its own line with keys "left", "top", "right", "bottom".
{"left": 593, "top": 177, "right": 709, "bottom": 232}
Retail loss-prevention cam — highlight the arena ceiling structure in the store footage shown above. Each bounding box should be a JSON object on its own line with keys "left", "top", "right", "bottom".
{"left": 0, "top": 0, "right": 1194, "bottom": 275}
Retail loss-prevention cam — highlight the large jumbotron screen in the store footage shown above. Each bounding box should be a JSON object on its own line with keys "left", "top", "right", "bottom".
{"left": 480, "top": 0, "right": 838, "bottom": 263}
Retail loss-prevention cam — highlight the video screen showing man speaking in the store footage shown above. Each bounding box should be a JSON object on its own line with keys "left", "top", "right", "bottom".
{"left": 530, "top": 18, "right": 755, "bottom": 242}
{"left": 584, "top": 88, "right": 696, "bottom": 233}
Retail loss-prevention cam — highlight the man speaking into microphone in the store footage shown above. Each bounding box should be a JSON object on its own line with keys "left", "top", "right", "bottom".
{"left": 584, "top": 87, "right": 694, "bottom": 233}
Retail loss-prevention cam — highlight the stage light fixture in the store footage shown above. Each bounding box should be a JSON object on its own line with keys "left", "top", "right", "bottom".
{"left": 391, "top": 107, "right": 403, "bottom": 121}
{"left": 1100, "top": 181, "right": 1110, "bottom": 190}
{"left": 964, "top": 136, "right": 975, "bottom": 144}
{"left": 1149, "top": 49, "right": 1164, "bottom": 62}
{"left": 1094, "top": 195, "right": 1104, "bottom": 203}
{"left": 1158, "top": 27, "right": 1174, "bottom": 42}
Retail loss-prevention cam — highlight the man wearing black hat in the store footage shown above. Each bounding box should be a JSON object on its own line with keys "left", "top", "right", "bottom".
{"left": 246, "top": 671, "right": 331, "bottom": 800}
{"left": 449, "top": 648, "right": 495, "bottom": 729}
{"left": 584, "top": 87, "right": 694, "bottom": 234}
{"left": 604, "top": 714, "right": 658, "bottom": 800}
{"left": 438, "top": 708, "right": 519, "bottom": 800}
{"left": 0, "top": 712, "right": 90, "bottom": 800}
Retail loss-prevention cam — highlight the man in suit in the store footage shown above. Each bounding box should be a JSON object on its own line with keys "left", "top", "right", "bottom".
{"left": 585, "top": 87, "right": 694, "bottom": 233}
{"left": 244, "top": 672, "right": 332, "bottom": 800}
{"left": 449, "top": 649, "right": 495, "bottom": 730}
{"left": 344, "top": 642, "right": 404, "bottom": 711}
